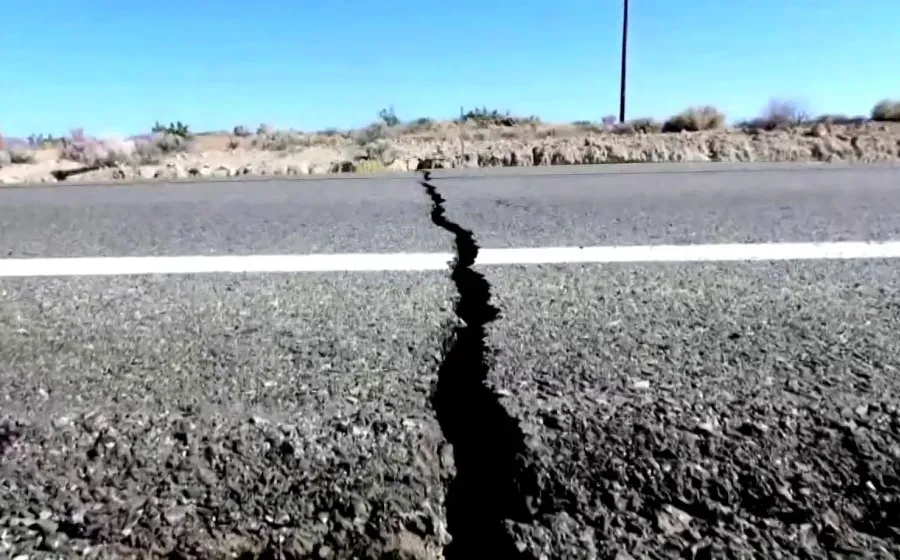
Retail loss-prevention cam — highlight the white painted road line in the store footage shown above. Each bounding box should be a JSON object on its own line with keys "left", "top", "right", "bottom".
{"left": 476, "top": 241, "right": 900, "bottom": 265}
{"left": 2, "top": 241, "right": 900, "bottom": 278}
{"left": 0, "top": 253, "right": 457, "bottom": 277}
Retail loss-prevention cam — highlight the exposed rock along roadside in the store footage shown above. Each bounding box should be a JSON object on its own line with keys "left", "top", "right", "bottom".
{"left": 2, "top": 123, "right": 900, "bottom": 184}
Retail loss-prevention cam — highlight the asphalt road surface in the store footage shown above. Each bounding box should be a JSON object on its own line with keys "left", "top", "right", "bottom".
{"left": 2, "top": 164, "right": 900, "bottom": 559}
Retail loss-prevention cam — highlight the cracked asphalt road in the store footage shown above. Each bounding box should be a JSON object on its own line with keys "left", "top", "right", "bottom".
{"left": 2, "top": 164, "right": 900, "bottom": 559}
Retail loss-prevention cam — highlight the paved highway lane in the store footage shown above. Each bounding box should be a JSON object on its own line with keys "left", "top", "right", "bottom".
{"left": 3, "top": 164, "right": 900, "bottom": 258}
{"left": 2, "top": 164, "right": 900, "bottom": 558}
{"left": 430, "top": 165, "right": 900, "bottom": 247}
{"left": 0, "top": 177, "right": 452, "bottom": 258}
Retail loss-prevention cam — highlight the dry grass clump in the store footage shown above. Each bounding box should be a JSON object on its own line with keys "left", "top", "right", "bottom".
{"left": 403, "top": 117, "right": 437, "bottom": 134}
{"left": 1, "top": 149, "right": 36, "bottom": 164}
{"left": 131, "top": 133, "right": 192, "bottom": 164}
{"left": 352, "top": 122, "right": 396, "bottom": 145}
{"left": 354, "top": 159, "right": 387, "bottom": 174}
{"left": 872, "top": 99, "right": 900, "bottom": 122}
{"left": 232, "top": 125, "right": 253, "bottom": 137}
{"left": 58, "top": 129, "right": 131, "bottom": 166}
{"left": 359, "top": 137, "right": 400, "bottom": 165}
{"left": 571, "top": 120, "right": 604, "bottom": 133}
{"left": 614, "top": 118, "right": 662, "bottom": 134}
{"left": 458, "top": 107, "right": 540, "bottom": 127}
{"left": 57, "top": 127, "right": 192, "bottom": 167}
{"left": 252, "top": 129, "right": 308, "bottom": 151}
{"left": 815, "top": 114, "right": 868, "bottom": 126}
{"left": 740, "top": 99, "right": 810, "bottom": 131}
{"left": 662, "top": 106, "right": 726, "bottom": 133}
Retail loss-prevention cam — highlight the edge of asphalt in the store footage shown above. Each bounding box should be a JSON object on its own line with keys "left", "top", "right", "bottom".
{"left": 1, "top": 161, "right": 899, "bottom": 190}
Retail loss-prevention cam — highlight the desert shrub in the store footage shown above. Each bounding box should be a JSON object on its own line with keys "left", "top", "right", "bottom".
{"left": 132, "top": 132, "right": 192, "bottom": 164}
{"left": 378, "top": 106, "right": 400, "bottom": 127}
{"left": 740, "top": 99, "right": 811, "bottom": 131}
{"left": 256, "top": 123, "right": 273, "bottom": 136}
{"left": 613, "top": 117, "right": 662, "bottom": 134}
{"left": 154, "top": 132, "right": 190, "bottom": 153}
{"left": 662, "top": 106, "right": 726, "bottom": 133}
{"left": 233, "top": 125, "right": 252, "bottom": 137}
{"left": 629, "top": 117, "right": 662, "bottom": 133}
{"left": 8, "top": 149, "right": 36, "bottom": 164}
{"left": 872, "top": 99, "right": 900, "bottom": 122}
{"left": 355, "top": 159, "right": 386, "bottom": 174}
{"left": 132, "top": 139, "right": 164, "bottom": 164}
{"left": 253, "top": 129, "right": 305, "bottom": 150}
{"left": 361, "top": 138, "right": 400, "bottom": 164}
{"left": 58, "top": 130, "right": 190, "bottom": 167}
{"left": 0, "top": 138, "right": 37, "bottom": 164}
{"left": 572, "top": 120, "right": 604, "bottom": 133}
{"left": 130, "top": 133, "right": 193, "bottom": 164}
{"left": 354, "top": 123, "right": 392, "bottom": 145}
{"left": 405, "top": 117, "right": 435, "bottom": 132}
{"left": 815, "top": 114, "right": 868, "bottom": 126}
{"left": 60, "top": 136, "right": 135, "bottom": 166}
{"left": 763, "top": 98, "right": 810, "bottom": 126}
{"left": 459, "top": 107, "right": 540, "bottom": 127}
{"left": 152, "top": 121, "right": 190, "bottom": 138}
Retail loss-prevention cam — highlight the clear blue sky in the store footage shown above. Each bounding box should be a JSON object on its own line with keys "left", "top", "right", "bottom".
{"left": 2, "top": 0, "right": 898, "bottom": 138}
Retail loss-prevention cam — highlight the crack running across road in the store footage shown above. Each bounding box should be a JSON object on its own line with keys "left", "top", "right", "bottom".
{"left": 419, "top": 171, "right": 539, "bottom": 559}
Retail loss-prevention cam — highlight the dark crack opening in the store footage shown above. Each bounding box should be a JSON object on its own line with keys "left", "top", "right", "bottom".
{"left": 420, "top": 171, "right": 538, "bottom": 559}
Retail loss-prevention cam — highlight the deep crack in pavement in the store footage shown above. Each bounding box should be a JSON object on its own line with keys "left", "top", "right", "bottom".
{"left": 419, "top": 171, "right": 539, "bottom": 559}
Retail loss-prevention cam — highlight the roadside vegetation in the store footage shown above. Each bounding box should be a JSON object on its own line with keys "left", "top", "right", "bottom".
{"left": 872, "top": 99, "right": 900, "bottom": 122}
{"left": 0, "top": 97, "right": 897, "bottom": 182}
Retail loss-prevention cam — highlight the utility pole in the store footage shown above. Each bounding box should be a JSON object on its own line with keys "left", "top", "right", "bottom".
{"left": 619, "top": 0, "right": 629, "bottom": 123}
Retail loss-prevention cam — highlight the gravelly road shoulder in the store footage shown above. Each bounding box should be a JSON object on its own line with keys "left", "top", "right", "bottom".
{"left": 482, "top": 261, "right": 900, "bottom": 558}
{"left": 0, "top": 274, "right": 456, "bottom": 558}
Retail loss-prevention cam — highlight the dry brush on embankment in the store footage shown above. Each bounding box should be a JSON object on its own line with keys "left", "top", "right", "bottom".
{"left": 2, "top": 100, "right": 900, "bottom": 185}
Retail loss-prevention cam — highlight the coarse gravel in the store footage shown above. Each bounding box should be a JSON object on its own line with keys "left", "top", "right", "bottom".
{"left": 0, "top": 273, "right": 456, "bottom": 559}
{"left": 481, "top": 261, "right": 900, "bottom": 558}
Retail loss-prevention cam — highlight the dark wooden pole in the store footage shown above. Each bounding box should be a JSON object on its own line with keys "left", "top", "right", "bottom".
{"left": 619, "top": 0, "right": 629, "bottom": 123}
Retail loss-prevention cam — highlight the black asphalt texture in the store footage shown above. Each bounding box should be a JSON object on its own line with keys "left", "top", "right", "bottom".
{"left": 2, "top": 164, "right": 900, "bottom": 559}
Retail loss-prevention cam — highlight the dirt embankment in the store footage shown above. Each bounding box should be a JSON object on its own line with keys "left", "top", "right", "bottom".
{"left": 1, "top": 121, "right": 899, "bottom": 185}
